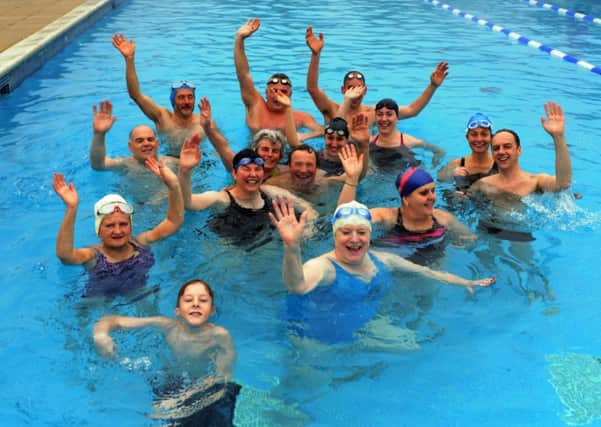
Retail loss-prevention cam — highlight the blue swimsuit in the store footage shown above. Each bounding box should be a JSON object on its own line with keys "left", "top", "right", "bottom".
{"left": 84, "top": 241, "right": 155, "bottom": 297}
{"left": 286, "top": 254, "right": 393, "bottom": 343}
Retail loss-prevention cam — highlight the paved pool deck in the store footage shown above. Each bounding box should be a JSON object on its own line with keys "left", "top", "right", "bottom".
{"left": 0, "top": 0, "right": 125, "bottom": 94}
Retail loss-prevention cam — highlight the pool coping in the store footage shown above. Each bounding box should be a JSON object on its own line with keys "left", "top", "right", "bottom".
{"left": 0, "top": 0, "right": 126, "bottom": 95}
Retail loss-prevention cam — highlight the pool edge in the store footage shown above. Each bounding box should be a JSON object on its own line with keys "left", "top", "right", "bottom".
{"left": 0, "top": 0, "right": 127, "bottom": 95}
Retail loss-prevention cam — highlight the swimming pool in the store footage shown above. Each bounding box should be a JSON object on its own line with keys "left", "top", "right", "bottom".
{"left": 1, "top": 0, "right": 600, "bottom": 425}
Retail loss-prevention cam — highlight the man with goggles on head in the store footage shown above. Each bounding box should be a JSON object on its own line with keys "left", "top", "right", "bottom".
{"left": 469, "top": 101, "right": 572, "bottom": 198}
{"left": 89, "top": 100, "right": 179, "bottom": 175}
{"left": 113, "top": 33, "right": 204, "bottom": 157}
{"left": 305, "top": 26, "right": 449, "bottom": 128}
{"left": 234, "top": 19, "right": 323, "bottom": 142}
{"left": 437, "top": 112, "right": 498, "bottom": 192}
{"left": 178, "top": 140, "right": 318, "bottom": 245}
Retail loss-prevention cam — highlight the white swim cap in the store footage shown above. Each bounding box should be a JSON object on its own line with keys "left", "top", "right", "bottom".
{"left": 93, "top": 194, "right": 133, "bottom": 235}
{"left": 331, "top": 201, "right": 372, "bottom": 234}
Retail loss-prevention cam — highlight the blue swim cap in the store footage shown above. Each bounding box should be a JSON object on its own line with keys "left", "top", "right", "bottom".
{"left": 395, "top": 167, "right": 434, "bottom": 197}
{"left": 466, "top": 112, "right": 492, "bottom": 131}
{"left": 169, "top": 81, "right": 196, "bottom": 107}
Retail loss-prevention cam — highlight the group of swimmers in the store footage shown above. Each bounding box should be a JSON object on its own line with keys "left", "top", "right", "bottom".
{"left": 52, "top": 19, "right": 573, "bottom": 424}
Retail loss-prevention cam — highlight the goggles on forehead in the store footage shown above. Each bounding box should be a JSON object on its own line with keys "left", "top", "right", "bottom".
{"left": 267, "top": 78, "right": 291, "bottom": 86}
{"left": 234, "top": 157, "right": 265, "bottom": 169}
{"left": 96, "top": 201, "right": 134, "bottom": 216}
{"left": 467, "top": 119, "right": 492, "bottom": 130}
{"left": 171, "top": 80, "right": 196, "bottom": 90}
{"left": 325, "top": 127, "right": 347, "bottom": 137}
{"left": 345, "top": 72, "right": 364, "bottom": 81}
{"left": 330, "top": 206, "right": 372, "bottom": 224}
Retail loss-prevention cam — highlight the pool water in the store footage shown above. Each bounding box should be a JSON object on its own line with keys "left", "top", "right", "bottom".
{"left": 1, "top": 0, "right": 600, "bottom": 425}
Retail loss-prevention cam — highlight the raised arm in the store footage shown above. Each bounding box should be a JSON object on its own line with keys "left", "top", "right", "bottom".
{"left": 538, "top": 101, "right": 572, "bottom": 192}
{"left": 135, "top": 158, "right": 184, "bottom": 245}
{"left": 93, "top": 315, "right": 172, "bottom": 358}
{"left": 275, "top": 92, "right": 300, "bottom": 147}
{"left": 90, "top": 100, "right": 123, "bottom": 170}
{"left": 349, "top": 112, "right": 370, "bottom": 180}
{"left": 305, "top": 26, "right": 337, "bottom": 118}
{"left": 199, "top": 98, "right": 235, "bottom": 173}
{"left": 373, "top": 250, "right": 494, "bottom": 293}
{"left": 397, "top": 62, "right": 448, "bottom": 119}
{"left": 335, "top": 86, "right": 366, "bottom": 119}
{"left": 234, "top": 19, "right": 262, "bottom": 108}
{"left": 178, "top": 135, "right": 229, "bottom": 210}
{"left": 52, "top": 174, "right": 95, "bottom": 265}
{"left": 337, "top": 144, "right": 363, "bottom": 205}
{"left": 269, "top": 197, "right": 327, "bottom": 294}
{"left": 112, "top": 33, "right": 164, "bottom": 122}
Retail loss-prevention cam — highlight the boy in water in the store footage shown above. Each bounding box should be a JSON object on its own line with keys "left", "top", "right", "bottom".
{"left": 93, "top": 279, "right": 240, "bottom": 426}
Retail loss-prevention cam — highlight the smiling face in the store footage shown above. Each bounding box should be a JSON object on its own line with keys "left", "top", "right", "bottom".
{"left": 289, "top": 149, "right": 318, "bottom": 185}
{"left": 233, "top": 163, "right": 264, "bottom": 192}
{"left": 128, "top": 125, "right": 159, "bottom": 162}
{"left": 402, "top": 182, "right": 437, "bottom": 217}
{"left": 375, "top": 107, "right": 398, "bottom": 135}
{"left": 466, "top": 127, "right": 492, "bottom": 154}
{"left": 175, "top": 282, "right": 215, "bottom": 328}
{"left": 97, "top": 211, "right": 132, "bottom": 249}
{"left": 334, "top": 224, "right": 371, "bottom": 265}
{"left": 491, "top": 131, "right": 521, "bottom": 171}
{"left": 324, "top": 133, "right": 348, "bottom": 158}
{"left": 172, "top": 88, "right": 195, "bottom": 117}
{"left": 255, "top": 139, "right": 282, "bottom": 171}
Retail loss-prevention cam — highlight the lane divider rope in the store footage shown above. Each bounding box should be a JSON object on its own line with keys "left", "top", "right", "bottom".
{"left": 523, "top": 0, "right": 601, "bottom": 26}
{"left": 423, "top": 0, "right": 601, "bottom": 76}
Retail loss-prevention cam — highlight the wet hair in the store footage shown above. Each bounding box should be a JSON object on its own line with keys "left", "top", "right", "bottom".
{"left": 267, "top": 73, "right": 292, "bottom": 88}
{"left": 251, "top": 129, "right": 286, "bottom": 151}
{"left": 287, "top": 144, "right": 318, "bottom": 165}
{"left": 324, "top": 117, "right": 350, "bottom": 138}
{"left": 493, "top": 128, "right": 521, "bottom": 147}
{"left": 176, "top": 279, "right": 214, "bottom": 308}
{"left": 343, "top": 70, "right": 366, "bottom": 85}
{"left": 375, "top": 98, "right": 399, "bottom": 118}
{"left": 232, "top": 148, "right": 263, "bottom": 170}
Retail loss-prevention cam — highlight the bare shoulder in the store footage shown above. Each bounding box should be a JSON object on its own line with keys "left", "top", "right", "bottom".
{"left": 370, "top": 206, "right": 396, "bottom": 224}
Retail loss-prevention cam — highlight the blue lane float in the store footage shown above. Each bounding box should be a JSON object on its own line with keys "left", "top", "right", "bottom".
{"left": 423, "top": 0, "right": 601, "bottom": 76}
{"left": 523, "top": 0, "right": 601, "bottom": 26}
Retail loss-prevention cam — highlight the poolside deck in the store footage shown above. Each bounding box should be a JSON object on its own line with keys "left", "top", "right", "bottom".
{"left": 0, "top": 0, "right": 125, "bottom": 94}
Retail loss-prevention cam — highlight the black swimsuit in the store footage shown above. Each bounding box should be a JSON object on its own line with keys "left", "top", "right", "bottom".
{"left": 454, "top": 157, "right": 498, "bottom": 191}
{"left": 207, "top": 189, "right": 274, "bottom": 245}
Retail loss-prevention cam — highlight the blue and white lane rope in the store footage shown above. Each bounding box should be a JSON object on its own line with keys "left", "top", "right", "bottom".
{"left": 523, "top": 0, "right": 601, "bottom": 26}
{"left": 423, "top": 0, "right": 601, "bottom": 76}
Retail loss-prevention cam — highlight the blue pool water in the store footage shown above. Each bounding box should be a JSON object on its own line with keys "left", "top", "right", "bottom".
{"left": 1, "top": 0, "right": 600, "bottom": 425}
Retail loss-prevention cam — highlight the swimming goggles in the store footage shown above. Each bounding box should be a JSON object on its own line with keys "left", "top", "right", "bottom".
{"left": 330, "top": 206, "right": 372, "bottom": 224}
{"left": 267, "top": 78, "right": 291, "bottom": 86}
{"left": 96, "top": 201, "right": 134, "bottom": 216}
{"left": 345, "top": 72, "right": 364, "bottom": 81}
{"left": 466, "top": 114, "right": 492, "bottom": 130}
{"left": 171, "top": 80, "right": 196, "bottom": 90}
{"left": 234, "top": 157, "right": 265, "bottom": 169}
{"left": 325, "top": 127, "right": 347, "bottom": 137}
